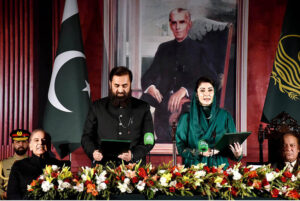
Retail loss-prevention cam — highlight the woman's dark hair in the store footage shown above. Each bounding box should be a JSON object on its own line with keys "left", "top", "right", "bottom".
{"left": 195, "top": 76, "right": 215, "bottom": 91}
{"left": 109, "top": 66, "right": 133, "bottom": 82}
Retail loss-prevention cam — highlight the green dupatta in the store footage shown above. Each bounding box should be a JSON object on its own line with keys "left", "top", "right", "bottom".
{"left": 176, "top": 92, "right": 237, "bottom": 168}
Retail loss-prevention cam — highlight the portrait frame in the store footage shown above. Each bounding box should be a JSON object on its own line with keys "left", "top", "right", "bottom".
{"left": 102, "top": 0, "right": 249, "bottom": 155}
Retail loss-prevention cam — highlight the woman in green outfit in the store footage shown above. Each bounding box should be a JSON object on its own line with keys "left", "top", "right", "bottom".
{"left": 176, "top": 77, "right": 242, "bottom": 168}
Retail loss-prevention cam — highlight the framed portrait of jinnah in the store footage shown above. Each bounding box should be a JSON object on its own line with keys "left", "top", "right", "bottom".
{"left": 103, "top": 0, "right": 248, "bottom": 154}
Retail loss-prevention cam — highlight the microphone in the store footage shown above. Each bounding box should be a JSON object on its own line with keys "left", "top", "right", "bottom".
{"left": 198, "top": 140, "right": 208, "bottom": 152}
{"left": 144, "top": 132, "right": 154, "bottom": 145}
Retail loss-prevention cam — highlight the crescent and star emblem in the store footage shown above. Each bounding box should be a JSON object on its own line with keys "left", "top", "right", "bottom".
{"left": 48, "top": 50, "right": 89, "bottom": 113}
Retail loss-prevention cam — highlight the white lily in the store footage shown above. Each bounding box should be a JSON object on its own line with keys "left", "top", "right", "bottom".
{"left": 41, "top": 180, "right": 54, "bottom": 192}
{"left": 137, "top": 181, "right": 145, "bottom": 191}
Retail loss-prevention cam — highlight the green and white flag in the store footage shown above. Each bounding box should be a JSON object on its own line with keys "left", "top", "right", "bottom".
{"left": 261, "top": 0, "right": 300, "bottom": 123}
{"left": 43, "top": 0, "right": 90, "bottom": 158}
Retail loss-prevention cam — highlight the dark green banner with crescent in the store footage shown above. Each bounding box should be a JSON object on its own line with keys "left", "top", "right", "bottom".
{"left": 261, "top": 0, "right": 300, "bottom": 123}
{"left": 43, "top": 0, "right": 90, "bottom": 158}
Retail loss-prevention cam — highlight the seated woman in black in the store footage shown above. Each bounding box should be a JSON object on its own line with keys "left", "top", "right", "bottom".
{"left": 7, "top": 129, "right": 67, "bottom": 200}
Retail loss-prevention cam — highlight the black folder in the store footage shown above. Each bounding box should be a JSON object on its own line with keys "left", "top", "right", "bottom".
{"left": 100, "top": 139, "right": 131, "bottom": 160}
{"left": 214, "top": 132, "right": 251, "bottom": 151}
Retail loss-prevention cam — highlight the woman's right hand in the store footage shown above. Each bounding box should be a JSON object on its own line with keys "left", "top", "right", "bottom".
{"left": 199, "top": 150, "right": 212, "bottom": 157}
{"left": 199, "top": 149, "right": 220, "bottom": 157}
{"left": 229, "top": 142, "right": 243, "bottom": 159}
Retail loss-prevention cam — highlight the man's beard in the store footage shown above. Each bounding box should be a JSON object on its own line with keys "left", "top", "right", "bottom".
{"left": 14, "top": 147, "right": 28, "bottom": 155}
{"left": 109, "top": 89, "right": 131, "bottom": 107}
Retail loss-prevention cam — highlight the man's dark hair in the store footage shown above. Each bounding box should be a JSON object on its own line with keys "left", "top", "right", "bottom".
{"left": 281, "top": 132, "right": 300, "bottom": 147}
{"left": 109, "top": 66, "right": 133, "bottom": 82}
{"left": 281, "top": 132, "right": 299, "bottom": 144}
{"left": 29, "top": 129, "right": 46, "bottom": 142}
{"left": 195, "top": 76, "right": 216, "bottom": 91}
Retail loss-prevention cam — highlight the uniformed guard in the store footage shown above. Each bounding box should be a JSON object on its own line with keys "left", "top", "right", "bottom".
{"left": 0, "top": 129, "right": 30, "bottom": 199}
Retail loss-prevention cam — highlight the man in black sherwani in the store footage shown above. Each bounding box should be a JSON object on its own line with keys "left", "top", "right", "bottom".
{"left": 81, "top": 66, "right": 155, "bottom": 167}
{"left": 141, "top": 8, "right": 217, "bottom": 143}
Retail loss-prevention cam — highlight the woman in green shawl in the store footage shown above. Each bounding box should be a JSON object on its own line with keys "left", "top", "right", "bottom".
{"left": 176, "top": 77, "right": 242, "bottom": 168}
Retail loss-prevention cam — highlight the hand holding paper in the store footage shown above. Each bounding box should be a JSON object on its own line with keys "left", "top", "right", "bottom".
{"left": 118, "top": 150, "right": 132, "bottom": 162}
{"left": 93, "top": 150, "right": 103, "bottom": 161}
{"left": 229, "top": 142, "right": 242, "bottom": 159}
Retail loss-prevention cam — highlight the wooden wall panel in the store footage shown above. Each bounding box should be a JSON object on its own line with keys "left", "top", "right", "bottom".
{"left": 0, "top": 0, "right": 34, "bottom": 160}
{"left": 51, "top": 0, "right": 64, "bottom": 63}
{"left": 247, "top": 0, "right": 286, "bottom": 163}
{"left": 0, "top": 0, "right": 3, "bottom": 159}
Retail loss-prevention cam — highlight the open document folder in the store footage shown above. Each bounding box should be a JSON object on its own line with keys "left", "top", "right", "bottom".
{"left": 100, "top": 139, "right": 131, "bottom": 159}
{"left": 214, "top": 132, "right": 251, "bottom": 151}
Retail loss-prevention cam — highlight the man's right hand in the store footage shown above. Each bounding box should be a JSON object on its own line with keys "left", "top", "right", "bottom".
{"left": 93, "top": 150, "right": 103, "bottom": 161}
{"left": 147, "top": 85, "right": 163, "bottom": 103}
{"left": 1, "top": 191, "right": 7, "bottom": 199}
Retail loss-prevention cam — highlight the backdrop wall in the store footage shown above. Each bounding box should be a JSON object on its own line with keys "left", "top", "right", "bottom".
{"left": 0, "top": 0, "right": 288, "bottom": 170}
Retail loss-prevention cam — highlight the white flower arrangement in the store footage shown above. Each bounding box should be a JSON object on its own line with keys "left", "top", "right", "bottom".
{"left": 41, "top": 180, "right": 54, "bottom": 192}
{"left": 136, "top": 181, "right": 145, "bottom": 191}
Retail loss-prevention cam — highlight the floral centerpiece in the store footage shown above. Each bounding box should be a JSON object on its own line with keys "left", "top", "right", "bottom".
{"left": 26, "top": 162, "right": 300, "bottom": 200}
{"left": 74, "top": 164, "right": 111, "bottom": 200}
{"left": 26, "top": 165, "right": 74, "bottom": 200}
{"left": 104, "top": 161, "right": 159, "bottom": 199}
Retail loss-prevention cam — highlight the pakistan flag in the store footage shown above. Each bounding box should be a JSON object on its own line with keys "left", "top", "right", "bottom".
{"left": 43, "top": 0, "right": 90, "bottom": 158}
{"left": 261, "top": 0, "right": 300, "bottom": 123}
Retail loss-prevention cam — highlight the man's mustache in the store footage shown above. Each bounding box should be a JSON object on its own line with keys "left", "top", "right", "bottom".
{"left": 116, "top": 91, "right": 126, "bottom": 96}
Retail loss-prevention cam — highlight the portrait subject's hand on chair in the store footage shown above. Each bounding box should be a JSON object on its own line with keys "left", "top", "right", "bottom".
{"left": 168, "top": 88, "right": 187, "bottom": 113}
{"left": 147, "top": 85, "right": 163, "bottom": 103}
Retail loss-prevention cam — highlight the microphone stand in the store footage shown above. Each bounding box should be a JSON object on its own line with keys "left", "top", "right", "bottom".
{"left": 171, "top": 122, "right": 177, "bottom": 166}
{"left": 212, "top": 129, "right": 216, "bottom": 167}
{"left": 258, "top": 124, "right": 265, "bottom": 164}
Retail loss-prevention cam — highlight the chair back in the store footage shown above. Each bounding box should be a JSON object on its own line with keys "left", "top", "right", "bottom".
{"left": 264, "top": 111, "right": 300, "bottom": 164}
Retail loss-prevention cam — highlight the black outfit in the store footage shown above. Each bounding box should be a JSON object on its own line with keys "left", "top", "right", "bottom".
{"left": 141, "top": 37, "right": 217, "bottom": 143}
{"left": 7, "top": 153, "right": 66, "bottom": 200}
{"left": 81, "top": 97, "right": 154, "bottom": 166}
{"left": 272, "top": 158, "right": 299, "bottom": 174}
